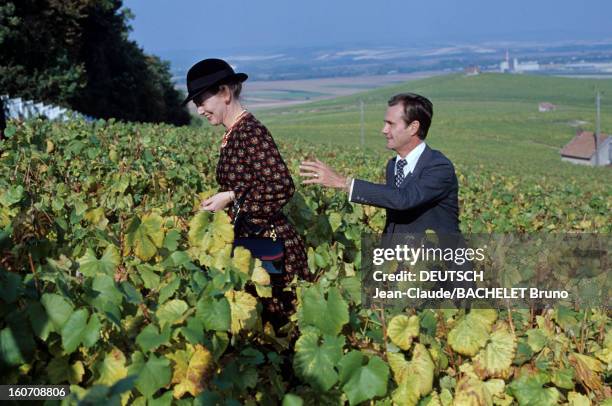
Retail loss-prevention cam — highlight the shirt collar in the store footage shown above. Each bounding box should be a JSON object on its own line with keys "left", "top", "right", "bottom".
{"left": 396, "top": 142, "right": 426, "bottom": 164}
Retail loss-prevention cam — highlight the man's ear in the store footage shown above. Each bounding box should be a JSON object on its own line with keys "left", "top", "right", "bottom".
{"left": 408, "top": 120, "right": 420, "bottom": 136}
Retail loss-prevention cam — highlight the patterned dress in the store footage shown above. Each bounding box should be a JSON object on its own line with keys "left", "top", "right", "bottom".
{"left": 216, "top": 112, "right": 313, "bottom": 325}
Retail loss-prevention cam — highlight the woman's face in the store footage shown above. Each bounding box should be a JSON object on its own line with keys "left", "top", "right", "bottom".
{"left": 194, "top": 87, "right": 228, "bottom": 126}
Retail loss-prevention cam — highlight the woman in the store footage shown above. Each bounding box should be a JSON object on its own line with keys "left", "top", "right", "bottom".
{"left": 183, "top": 58, "right": 313, "bottom": 325}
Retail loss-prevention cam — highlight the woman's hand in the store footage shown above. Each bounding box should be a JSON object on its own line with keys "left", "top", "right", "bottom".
{"left": 199, "top": 191, "right": 235, "bottom": 212}
{"left": 300, "top": 158, "right": 350, "bottom": 191}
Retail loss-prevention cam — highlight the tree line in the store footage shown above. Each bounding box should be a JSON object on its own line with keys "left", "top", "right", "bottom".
{"left": 0, "top": 0, "right": 191, "bottom": 125}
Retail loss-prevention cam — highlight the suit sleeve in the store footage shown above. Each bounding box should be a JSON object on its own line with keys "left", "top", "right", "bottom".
{"left": 232, "top": 126, "right": 294, "bottom": 220}
{"left": 350, "top": 160, "right": 455, "bottom": 211}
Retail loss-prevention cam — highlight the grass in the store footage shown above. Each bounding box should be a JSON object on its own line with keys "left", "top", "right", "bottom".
{"left": 256, "top": 73, "right": 612, "bottom": 183}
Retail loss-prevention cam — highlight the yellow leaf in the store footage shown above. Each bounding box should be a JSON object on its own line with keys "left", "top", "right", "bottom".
{"left": 70, "top": 361, "right": 85, "bottom": 384}
{"left": 232, "top": 246, "right": 252, "bottom": 274}
{"left": 172, "top": 344, "right": 213, "bottom": 398}
{"left": 251, "top": 260, "right": 271, "bottom": 286}
{"left": 167, "top": 348, "right": 190, "bottom": 386}
{"left": 454, "top": 375, "right": 493, "bottom": 406}
{"left": 84, "top": 208, "right": 108, "bottom": 230}
{"left": 225, "top": 289, "right": 258, "bottom": 334}
{"left": 569, "top": 352, "right": 603, "bottom": 392}
{"left": 473, "top": 322, "right": 517, "bottom": 379}
{"left": 388, "top": 314, "right": 419, "bottom": 350}
{"left": 211, "top": 211, "right": 234, "bottom": 250}
{"left": 255, "top": 284, "right": 272, "bottom": 298}
{"left": 387, "top": 352, "right": 411, "bottom": 384}
{"left": 567, "top": 391, "right": 591, "bottom": 406}
{"left": 95, "top": 347, "right": 128, "bottom": 386}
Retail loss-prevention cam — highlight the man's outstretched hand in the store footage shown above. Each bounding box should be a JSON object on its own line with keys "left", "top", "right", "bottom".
{"left": 300, "top": 158, "right": 350, "bottom": 191}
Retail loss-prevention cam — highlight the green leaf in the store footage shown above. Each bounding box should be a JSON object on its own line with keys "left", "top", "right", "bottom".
{"left": 126, "top": 213, "right": 165, "bottom": 261}
{"left": 156, "top": 299, "right": 188, "bottom": 329}
{"left": 196, "top": 296, "right": 231, "bottom": 332}
{"left": 83, "top": 313, "right": 101, "bottom": 348}
{"left": 526, "top": 328, "right": 547, "bottom": 353}
{"left": 551, "top": 367, "right": 574, "bottom": 390}
{"left": 282, "top": 394, "right": 304, "bottom": 406}
{"left": 0, "top": 270, "right": 22, "bottom": 303}
{"left": 48, "top": 356, "right": 85, "bottom": 384}
{"left": 338, "top": 351, "right": 389, "bottom": 405}
{"left": 0, "top": 326, "right": 27, "bottom": 366}
{"left": 136, "top": 324, "right": 171, "bottom": 352}
{"left": 41, "top": 293, "right": 74, "bottom": 330}
{"left": 293, "top": 328, "right": 345, "bottom": 391}
{"left": 388, "top": 314, "right": 420, "bottom": 350}
{"left": 299, "top": 285, "right": 349, "bottom": 336}
{"left": 27, "top": 302, "right": 54, "bottom": 340}
{"left": 329, "top": 212, "right": 342, "bottom": 232}
{"left": 187, "top": 212, "right": 210, "bottom": 247}
{"left": 508, "top": 373, "right": 560, "bottom": 406}
{"left": 0, "top": 185, "right": 24, "bottom": 206}
{"left": 158, "top": 274, "right": 180, "bottom": 304}
{"left": 92, "top": 274, "right": 123, "bottom": 306}
{"left": 148, "top": 391, "right": 173, "bottom": 406}
{"left": 78, "top": 245, "right": 120, "bottom": 277}
{"left": 138, "top": 265, "right": 160, "bottom": 290}
{"left": 134, "top": 354, "right": 172, "bottom": 398}
{"left": 61, "top": 308, "right": 89, "bottom": 353}
{"left": 163, "top": 229, "right": 181, "bottom": 251}
{"left": 119, "top": 281, "right": 143, "bottom": 305}
{"left": 180, "top": 317, "right": 205, "bottom": 344}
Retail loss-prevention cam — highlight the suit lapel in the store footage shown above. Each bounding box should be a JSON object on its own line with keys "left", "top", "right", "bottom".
{"left": 399, "top": 145, "right": 432, "bottom": 188}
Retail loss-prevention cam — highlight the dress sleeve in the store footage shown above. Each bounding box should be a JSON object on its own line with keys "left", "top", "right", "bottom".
{"left": 231, "top": 124, "right": 294, "bottom": 221}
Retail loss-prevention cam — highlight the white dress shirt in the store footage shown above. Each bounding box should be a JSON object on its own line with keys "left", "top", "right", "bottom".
{"left": 349, "top": 142, "right": 426, "bottom": 200}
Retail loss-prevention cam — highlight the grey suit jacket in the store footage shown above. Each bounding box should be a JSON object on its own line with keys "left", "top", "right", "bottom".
{"left": 350, "top": 145, "right": 460, "bottom": 234}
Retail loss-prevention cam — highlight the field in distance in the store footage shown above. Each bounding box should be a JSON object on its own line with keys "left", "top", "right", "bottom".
{"left": 256, "top": 73, "right": 612, "bottom": 182}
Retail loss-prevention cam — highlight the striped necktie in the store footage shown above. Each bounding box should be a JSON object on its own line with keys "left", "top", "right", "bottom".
{"left": 395, "top": 159, "right": 407, "bottom": 187}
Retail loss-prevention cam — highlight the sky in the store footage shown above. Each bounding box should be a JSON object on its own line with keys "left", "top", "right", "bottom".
{"left": 123, "top": 0, "right": 612, "bottom": 54}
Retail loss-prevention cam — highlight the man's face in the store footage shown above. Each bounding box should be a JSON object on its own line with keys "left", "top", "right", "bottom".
{"left": 382, "top": 104, "right": 417, "bottom": 154}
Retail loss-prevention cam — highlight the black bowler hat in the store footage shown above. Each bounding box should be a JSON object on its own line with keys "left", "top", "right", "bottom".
{"left": 181, "top": 58, "right": 248, "bottom": 106}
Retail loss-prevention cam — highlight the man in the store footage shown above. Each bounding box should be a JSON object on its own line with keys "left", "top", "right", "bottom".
{"left": 300, "top": 93, "right": 460, "bottom": 234}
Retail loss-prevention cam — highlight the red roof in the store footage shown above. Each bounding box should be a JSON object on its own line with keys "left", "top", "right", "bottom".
{"left": 560, "top": 131, "right": 609, "bottom": 159}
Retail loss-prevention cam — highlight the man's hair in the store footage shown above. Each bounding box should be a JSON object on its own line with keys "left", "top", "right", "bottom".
{"left": 388, "top": 93, "right": 433, "bottom": 140}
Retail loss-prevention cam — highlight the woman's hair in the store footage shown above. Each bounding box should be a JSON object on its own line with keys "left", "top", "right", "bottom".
{"left": 193, "top": 80, "right": 242, "bottom": 105}
{"left": 211, "top": 80, "right": 243, "bottom": 99}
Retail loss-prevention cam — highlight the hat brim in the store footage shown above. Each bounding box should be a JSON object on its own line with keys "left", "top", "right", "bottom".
{"left": 181, "top": 72, "right": 248, "bottom": 107}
